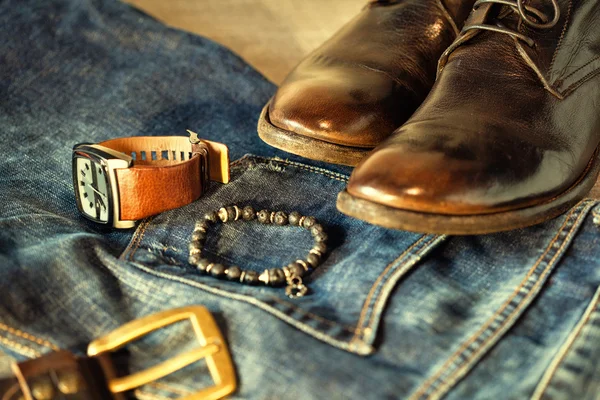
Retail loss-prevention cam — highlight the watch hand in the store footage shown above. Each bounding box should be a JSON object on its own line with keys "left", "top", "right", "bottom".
{"left": 88, "top": 185, "right": 106, "bottom": 209}
{"left": 89, "top": 186, "right": 107, "bottom": 199}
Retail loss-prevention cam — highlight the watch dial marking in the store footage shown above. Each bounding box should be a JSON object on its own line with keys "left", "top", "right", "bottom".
{"left": 76, "top": 157, "right": 110, "bottom": 223}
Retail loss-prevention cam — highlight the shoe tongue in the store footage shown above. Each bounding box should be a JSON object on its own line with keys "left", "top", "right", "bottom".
{"left": 468, "top": 0, "right": 554, "bottom": 28}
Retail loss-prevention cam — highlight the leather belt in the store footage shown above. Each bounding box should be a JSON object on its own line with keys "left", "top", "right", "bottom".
{"left": 0, "top": 307, "right": 236, "bottom": 400}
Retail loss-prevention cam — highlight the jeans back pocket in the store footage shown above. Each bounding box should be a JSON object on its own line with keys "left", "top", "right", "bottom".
{"left": 121, "top": 155, "right": 446, "bottom": 355}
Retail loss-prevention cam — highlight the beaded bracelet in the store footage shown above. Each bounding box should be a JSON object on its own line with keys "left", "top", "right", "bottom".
{"left": 188, "top": 205, "right": 328, "bottom": 298}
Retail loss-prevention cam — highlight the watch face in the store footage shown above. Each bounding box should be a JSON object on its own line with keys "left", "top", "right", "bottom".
{"left": 73, "top": 156, "right": 111, "bottom": 223}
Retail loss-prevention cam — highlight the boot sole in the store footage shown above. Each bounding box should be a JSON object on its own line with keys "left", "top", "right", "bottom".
{"left": 337, "top": 147, "right": 600, "bottom": 235}
{"left": 257, "top": 101, "right": 372, "bottom": 166}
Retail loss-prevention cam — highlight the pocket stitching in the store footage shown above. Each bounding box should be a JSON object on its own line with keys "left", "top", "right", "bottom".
{"left": 410, "top": 200, "right": 596, "bottom": 400}
{"left": 531, "top": 285, "right": 600, "bottom": 399}
{"left": 0, "top": 322, "right": 59, "bottom": 351}
{"left": 268, "top": 297, "right": 356, "bottom": 332}
{"left": 123, "top": 155, "right": 440, "bottom": 354}
{"left": 353, "top": 235, "right": 437, "bottom": 336}
{"left": 120, "top": 217, "right": 154, "bottom": 261}
{"left": 0, "top": 334, "right": 41, "bottom": 358}
{"left": 230, "top": 155, "right": 350, "bottom": 182}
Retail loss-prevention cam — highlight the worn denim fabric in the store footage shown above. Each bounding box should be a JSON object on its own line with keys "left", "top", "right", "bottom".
{"left": 1, "top": 0, "right": 600, "bottom": 399}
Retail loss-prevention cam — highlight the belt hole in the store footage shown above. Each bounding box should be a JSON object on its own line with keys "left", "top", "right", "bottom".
{"left": 140, "top": 151, "right": 146, "bottom": 161}
{"left": 180, "top": 151, "right": 186, "bottom": 160}
{"left": 161, "top": 150, "right": 169, "bottom": 160}
{"left": 151, "top": 151, "right": 157, "bottom": 161}
{"left": 131, "top": 152, "right": 137, "bottom": 161}
{"left": 172, "top": 150, "right": 177, "bottom": 160}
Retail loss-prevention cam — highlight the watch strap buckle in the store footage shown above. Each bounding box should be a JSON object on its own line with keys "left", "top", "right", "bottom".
{"left": 188, "top": 130, "right": 230, "bottom": 186}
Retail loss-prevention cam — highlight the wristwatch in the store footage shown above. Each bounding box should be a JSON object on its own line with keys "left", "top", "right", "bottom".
{"left": 72, "top": 131, "right": 229, "bottom": 228}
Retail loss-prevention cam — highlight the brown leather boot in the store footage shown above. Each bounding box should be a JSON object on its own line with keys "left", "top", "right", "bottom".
{"left": 338, "top": 0, "right": 600, "bottom": 234}
{"left": 257, "top": 0, "right": 477, "bottom": 166}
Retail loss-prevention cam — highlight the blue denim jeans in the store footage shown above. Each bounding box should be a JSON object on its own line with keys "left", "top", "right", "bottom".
{"left": 1, "top": 0, "right": 600, "bottom": 399}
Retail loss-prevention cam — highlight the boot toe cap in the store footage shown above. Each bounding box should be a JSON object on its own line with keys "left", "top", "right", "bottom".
{"left": 268, "top": 68, "right": 412, "bottom": 148}
{"left": 347, "top": 128, "right": 577, "bottom": 215}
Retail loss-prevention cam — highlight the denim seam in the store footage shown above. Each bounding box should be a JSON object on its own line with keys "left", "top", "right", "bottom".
{"left": 268, "top": 297, "right": 356, "bottom": 331}
{"left": 352, "top": 235, "right": 436, "bottom": 335}
{"left": 125, "top": 232, "right": 444, "bottom": 354}
{"left": 124, "top": 232, "right": 440, "bottom": 348}
{"left": 357, "top": 235, "right": 448, "bottom": 345}
{"left": 122, "top": 154, "right": 439, "bottom": 355}
{"left": 0, "top": 335, "right": 41, "bottom": 358}
{"left": 120, "top": 217, "right": 153, "bottom": 261}
{"left": 230, "top": 155, "right": 350, "bottom": 182}
{"left": 124, "top": 242, "right": 355, "bottom": 331}
{"left": 363, "top": 235, "right": 443, "bottom": 330}
{"left": 0, "top": 322, "right": 60, "bottom": 351}
{"left": 129, "top": 262, "right": 375, "bottom": 355}
{"left": 409, "top": 200, "right": 595, "bottom": 400}
{"left": 531, "top": 285, "right": 600, "bottom": 399}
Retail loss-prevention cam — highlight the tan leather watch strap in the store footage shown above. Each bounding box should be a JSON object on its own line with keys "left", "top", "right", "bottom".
{"left": 98, "top": 136, "right": 226, "bottom": 221}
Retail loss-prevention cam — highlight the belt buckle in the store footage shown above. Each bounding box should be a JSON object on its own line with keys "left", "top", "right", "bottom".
{"left": 87, "top": 306, "right": 236, "bottom": 400}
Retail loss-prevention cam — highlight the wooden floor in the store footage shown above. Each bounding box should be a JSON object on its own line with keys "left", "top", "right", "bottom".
{"left": 125, "top": 0, "right": 365, "bottom": 84}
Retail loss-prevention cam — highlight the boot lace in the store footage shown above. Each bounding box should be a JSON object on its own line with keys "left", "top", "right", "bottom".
{"left": 463, "top": 0, "right": 560, "bottom": 47}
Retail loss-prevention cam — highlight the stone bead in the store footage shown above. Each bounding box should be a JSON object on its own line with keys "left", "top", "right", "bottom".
{"left": 274, "top": 211, "right": 288, "bottom": 226}
{"left": 204, "top": 211, "right": 219, "bottom": 223}
{"left": 227, "top": 206, "right": 237, "bottom": 220}
{"left": 242, "top": 206, "right": 255, "bottom": 220}
{"left": 189, "top": 239, "right": 204, "bottom": 250}
{"left": 306, "top": 253, "right": 320, "bottom": 268}
{"left": 218, "top": 207, "right": 236, "bottom": 223}
{"left": 287, "top": 262, "right": 306, "bottom": 278}
{"left": 192, "top": 230, "right": 206, "bottom": 241}
{"left": 314, "top": 232, "right": 328, "bottom": 243}
{"left": 302, "top": 216, "right": 317, "bottom": 229}
{"left": 257, "top": 210, "right": 270, "bottom": 224}
{"left": 310, "top": 224, "right": 324, "bottom": 236}
{"left": 269, "top": 268, "right": 286, "bottom": 286}
{"left": 197, "top": 258, "right": 211, "bottom": 272}
{"left": 226, "top": 266, "right": 241, "bottom": 281}
{"left": 243, "top": 270, "right": 259, "bottom": 285}
{"left": 194, "top": 221, "right": 209, "bottom": 232}
{"left": 188, "top": 254, "right": 202, "bottom": 265}
{"left": 312, "top": 242, "right": 327, "bottom": 254}
{"left": 210, "top": 263, "right": 226, "bottom": 277}
{"left": 288, "top": 211, "right": 302, "bottom": 226}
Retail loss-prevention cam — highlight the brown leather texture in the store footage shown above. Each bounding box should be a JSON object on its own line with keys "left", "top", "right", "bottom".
{"left": 99, "top": 136, "right": 203, "bottom": 221}
{"left": 0, "top": 350, "right": 113, "bottom": 400}
{"left": 117, "top": 156, "right": 202, "bottom": 221}
{"left": 267, "top": 0, "right": 477, "bottom": 148}
{"left": 347, "top": 0, "right": 600, "bottom": 215}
